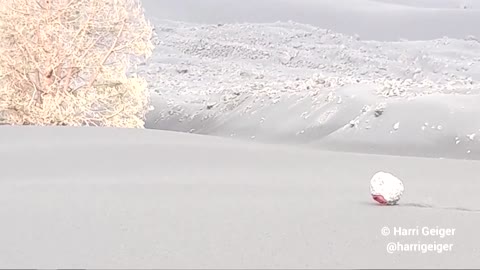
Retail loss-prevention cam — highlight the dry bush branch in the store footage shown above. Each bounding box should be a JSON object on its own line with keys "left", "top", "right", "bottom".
{"left": 0, "top": 0, "right": 154, "bottom": 127}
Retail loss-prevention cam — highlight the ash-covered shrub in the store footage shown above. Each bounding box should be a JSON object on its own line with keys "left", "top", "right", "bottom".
{"left": 0, "top": 0, "right": 154, "bottom": 127}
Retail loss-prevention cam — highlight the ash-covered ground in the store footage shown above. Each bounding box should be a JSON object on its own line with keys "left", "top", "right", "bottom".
{"left": 142, "top": 18, "right": 480, "bottom": 159}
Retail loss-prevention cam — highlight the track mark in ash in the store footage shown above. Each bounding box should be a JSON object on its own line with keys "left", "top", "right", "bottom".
{"left": 400, "top": 203, "right": 480, "bottom": 213}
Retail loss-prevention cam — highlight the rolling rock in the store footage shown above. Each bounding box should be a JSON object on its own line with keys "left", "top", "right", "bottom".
{"left": 370, "top": 172, "right": 404, "bottom": 205}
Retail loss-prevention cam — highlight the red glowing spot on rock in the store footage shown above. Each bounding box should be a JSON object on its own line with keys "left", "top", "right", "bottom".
{"left": 373, "top": 194, "right": 388, "bottom": 205}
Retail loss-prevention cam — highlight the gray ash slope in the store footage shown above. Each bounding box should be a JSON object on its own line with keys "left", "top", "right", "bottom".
{"left": 141, "top": 20, "right": 480, "bottom": 159}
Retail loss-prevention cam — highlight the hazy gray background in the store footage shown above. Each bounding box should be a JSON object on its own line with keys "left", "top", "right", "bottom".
{"left": 141, "top": 0, "right": 480, "bottom": 40}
